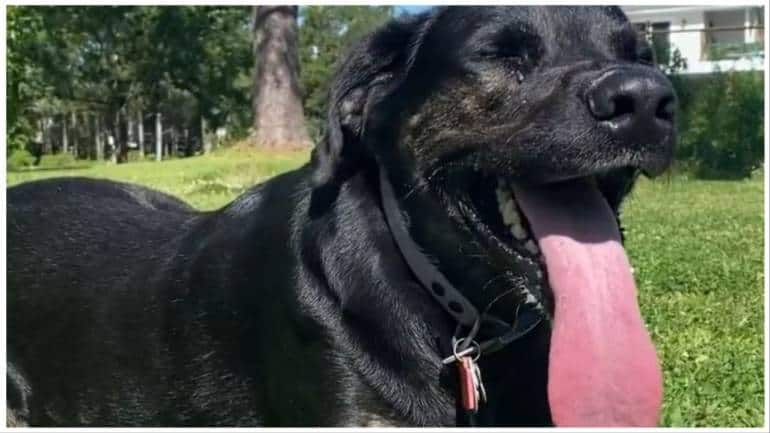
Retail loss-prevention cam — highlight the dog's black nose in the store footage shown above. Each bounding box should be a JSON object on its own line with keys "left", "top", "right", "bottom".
{"left": 586, "top": 67, "right": 675, "bottom": 137}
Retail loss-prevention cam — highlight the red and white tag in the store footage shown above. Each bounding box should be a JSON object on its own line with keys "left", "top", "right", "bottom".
{"left": 458, "top": 356, "right": 478, "bottom": 412}
{"left": 457, "top": 356, "right": 486, "bottom": 412}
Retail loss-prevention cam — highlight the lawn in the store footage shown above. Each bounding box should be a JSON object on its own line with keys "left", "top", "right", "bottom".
{"left": 6, "top": 152, "right": 766, "bottom": 427}
{"left": 6, "top": 149, "right": 311, "bottom": 210}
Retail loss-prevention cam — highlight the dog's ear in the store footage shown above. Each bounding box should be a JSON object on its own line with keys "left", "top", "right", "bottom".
{"left": 311, "top": 12, "right": 436, "bottom": 186}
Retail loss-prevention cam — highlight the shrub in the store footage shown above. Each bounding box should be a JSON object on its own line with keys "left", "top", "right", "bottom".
{"left": 673, "top": 70, "right": 764, "bottom": 179}
{"left": 7, "top": 148, "right": 36, "bottom": 171}
{"left": 41, "top": 153, "right": 79, "bottom": 169}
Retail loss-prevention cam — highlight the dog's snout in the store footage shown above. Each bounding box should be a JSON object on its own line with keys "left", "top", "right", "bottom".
{"left": 586, "top": 67, "right": 675, "bottom": 134}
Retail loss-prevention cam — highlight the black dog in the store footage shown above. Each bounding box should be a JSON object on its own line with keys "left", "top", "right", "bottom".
{"left": 7, "top": 6, "right": 675, "bottom": 427}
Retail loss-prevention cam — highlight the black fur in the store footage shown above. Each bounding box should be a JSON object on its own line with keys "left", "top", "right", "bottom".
{"left": 7, "top": 6, "right": 674, "bottom": 426}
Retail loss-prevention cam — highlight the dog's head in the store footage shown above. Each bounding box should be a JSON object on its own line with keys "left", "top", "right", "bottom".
{"left": 313, "top": 6, "right": 674, "bottom": 426}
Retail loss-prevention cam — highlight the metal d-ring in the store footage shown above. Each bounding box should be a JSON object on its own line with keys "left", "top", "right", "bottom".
{"left": 443, "top": 338, "right": 481, "bottom": 365}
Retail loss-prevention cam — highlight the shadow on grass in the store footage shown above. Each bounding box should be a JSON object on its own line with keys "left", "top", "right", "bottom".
{"left": 7, "top": 165, "right": 92, "bottom": 173}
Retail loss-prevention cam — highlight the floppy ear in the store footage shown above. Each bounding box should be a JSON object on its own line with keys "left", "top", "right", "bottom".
{"left": 311, "top": 12, "right": 435, "bottom": 186}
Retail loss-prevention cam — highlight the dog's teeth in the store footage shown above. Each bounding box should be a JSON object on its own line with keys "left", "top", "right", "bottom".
{"left": 510, "top": 223, "right": 527, "bottom": 240}
{"left": 525, "top": 292, "right": 539, "bottom": 305}
{"left": 496, "top": 182, "right": 516, "bottom": 226}
{"left": 508, "top": 203, "right": 521, "bottom": 223}
{"left": 500, "top": 199, "right": 518, "bottom": 226}
{"left": 495, "top": 184, "right": 511, "bottom": 205}
{"left": 524, "top": 240, "right": 539, "bottom": 254}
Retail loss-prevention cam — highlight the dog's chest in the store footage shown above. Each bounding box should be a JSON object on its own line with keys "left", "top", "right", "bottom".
{"left": 356, "top": 412, "right": 403, "bottom": 427}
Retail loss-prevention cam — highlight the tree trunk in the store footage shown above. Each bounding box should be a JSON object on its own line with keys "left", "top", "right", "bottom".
{"left": 184, "top": 128, "right": 192, "bottom": 157}
{"left": 127, "top": 114, "right": 135, "bottom": 151}
{"left": 166, "top": 126, "right": 176, "bottom": 158}
{"left": 138, "top": 111, "right": 145, "bottom": 159}
{"left": 62, "top": 114, "right": 69, "bottom": 155}
{"left": 110, "top": 110, "right": 121, "bottom": 164}
{"left": 168, "top": 127, "right": 175, "bottom": 158}
{"left": 155, "top": 112, "right": 163, "bottom": 162}
{"left": 202, "top": 116, "right": 213, "bottom": 154}
{"left": 42, "top": 117, "right": 52, "bottom": 155}
{"left": 108, "top": 133, "right": 117, "bottom": 164}
{"left": 251, "top": 6, "right": 311, "bottom": 150}
{"left": 71, "top": 112, "right": 79, "bottom": 158}
{"left": 95, "top": 115, "right": 104, "bottom": 161}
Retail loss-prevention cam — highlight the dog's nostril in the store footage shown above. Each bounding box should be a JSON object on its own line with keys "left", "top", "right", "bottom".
{"left": 612, "top": 94, "right": 635, "bottom": 118}
{"left": 588, "top": 90, "right": 636, "bottom": 121}
{"left": 656, "top": 95, "right": 675, "bottom": 122}
{"left": 587, "top": 89, "right": 635, "bottom": 121}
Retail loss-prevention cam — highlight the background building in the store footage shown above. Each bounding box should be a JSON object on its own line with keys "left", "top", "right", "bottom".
{"left": 622, "top": 5, "right": 765, "bottom": 74}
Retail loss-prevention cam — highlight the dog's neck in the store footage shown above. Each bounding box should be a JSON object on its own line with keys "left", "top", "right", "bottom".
{"left": 377, "top": 166, "right": 543, "bottom": 347}
{"left": 301, "top": 168, "right": 551, "bottom": 425}
{"left": 374, "top": 159, "right": 545, "bottom": 334}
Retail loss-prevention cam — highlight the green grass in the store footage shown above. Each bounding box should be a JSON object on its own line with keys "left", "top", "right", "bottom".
{"left": 6, "top": 152, "right": 766, "bottom": 427}
{"left": 623, "top": 176, "right": 765, "bottom": 427}
{"left": 7, "top": 149, "right": 310, "bottom": 210}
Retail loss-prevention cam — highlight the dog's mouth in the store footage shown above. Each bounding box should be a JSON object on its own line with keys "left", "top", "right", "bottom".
{"left": 459, "top": 172, "right": 663, "bottom": 426}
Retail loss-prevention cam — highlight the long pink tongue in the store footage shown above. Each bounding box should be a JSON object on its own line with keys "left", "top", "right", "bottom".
{"left": 512, "top": 180, "right": 662, "bottom": 427}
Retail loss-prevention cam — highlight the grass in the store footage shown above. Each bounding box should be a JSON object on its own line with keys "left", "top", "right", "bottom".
{"left": 6, "top": 151, "right": 766, "bottom": 427}
{"left": 623, "top": 175, "right": 765, "bottom": 427}
{"left": 7, "top": 149, "right": 311, "bottom": 210}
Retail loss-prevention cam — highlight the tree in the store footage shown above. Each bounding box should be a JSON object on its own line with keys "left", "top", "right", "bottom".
{"left": 149, "top": 6, "right": 252, "bottom": 154}
{"left": 251, "top": 6, "right": 311, "bottom": 150}
{"left": 7, "top": 6, "right": 255, "bottom": 165}
{"left": 6, "top": 6, "right": 59, "bottom": 155}
{"left": 298, "top": 6, "right": 393, "bottom": 140}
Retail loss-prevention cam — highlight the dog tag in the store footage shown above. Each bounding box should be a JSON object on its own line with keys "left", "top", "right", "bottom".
{"left": 472, "top": 361, "right": 487, "bottom": 404}
{"left": 458, "top": 356, "right": 479, "bottom": 412}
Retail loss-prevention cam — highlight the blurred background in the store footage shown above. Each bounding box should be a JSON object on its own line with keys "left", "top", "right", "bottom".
{"left": 4, "top": 5, "right": 767, "bottom": 428}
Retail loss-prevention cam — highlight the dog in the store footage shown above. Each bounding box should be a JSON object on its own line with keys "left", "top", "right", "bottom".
{"left": 7, "top": 6, "right": 676, "bottom": 426}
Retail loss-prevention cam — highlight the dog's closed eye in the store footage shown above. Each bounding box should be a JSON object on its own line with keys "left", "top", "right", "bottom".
{"left": 474, "top": 27, "right": 541, "bottom": 80}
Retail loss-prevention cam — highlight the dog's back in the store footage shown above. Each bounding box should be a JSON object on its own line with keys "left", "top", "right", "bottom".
{"left": 6, "top": 170, "right": 313, "bottom": 426}
{"left": 7, "top": 178, "right": 201, "bottom": 424}
{"left": 7, "top": 177, "right": 198, "bottom": 304}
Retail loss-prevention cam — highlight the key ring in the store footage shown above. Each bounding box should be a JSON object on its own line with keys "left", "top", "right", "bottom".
{"left": 447, "top": 337, "right": 481, "bottom": 364}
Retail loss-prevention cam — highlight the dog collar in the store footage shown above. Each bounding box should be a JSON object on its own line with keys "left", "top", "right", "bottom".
{"left": 378, "top": 167, "right": 543, "bottom": 352}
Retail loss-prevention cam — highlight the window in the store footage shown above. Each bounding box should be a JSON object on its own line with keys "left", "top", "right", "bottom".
{"left": 634, "top": 21, "right": 671, "bottom": 66}
{"left": 703, "top": 8, "right": 761, "bottom": 60}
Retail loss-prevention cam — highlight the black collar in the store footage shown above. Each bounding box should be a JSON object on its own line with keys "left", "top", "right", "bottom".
{"left": 378, "top": 167, "right": 544, "bottom": 357}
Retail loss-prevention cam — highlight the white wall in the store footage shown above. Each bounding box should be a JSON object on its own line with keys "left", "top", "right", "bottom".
{"left": 622, "top": 6, "right": 765, "bottom": 74}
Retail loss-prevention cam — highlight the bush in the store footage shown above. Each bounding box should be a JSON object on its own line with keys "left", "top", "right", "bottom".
{"left": 7, "top": 148, "right": 36, "bottom": 171}
{"left": 40, "top": 153, "right": 80, "bottom": 169}
{"left": 673, "top": 70, "right": 764, "bottom": 179}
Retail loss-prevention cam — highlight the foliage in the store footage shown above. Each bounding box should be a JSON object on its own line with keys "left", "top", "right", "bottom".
{"left": 6, "top": 6, "right": 49, "bottom": 154}
{"left": 298, "top": 6, "right": 393, "bottom": 140}
{"left": 673, "top": 71, "right": 764, "bottom": 179}
{"left": 707, "top": 41, "right": 764, "bottom": 61}
{"left": 6, "top": 6, "right": 253, "bottom": 160}
{"left": 7, "top": 149, "right": 37, "bottom": 171}
{"left": 659, "top": 47, "right": 688, "bottom": 76}
{"left": 150, "top": 6, "right": 253, "bottom": 131}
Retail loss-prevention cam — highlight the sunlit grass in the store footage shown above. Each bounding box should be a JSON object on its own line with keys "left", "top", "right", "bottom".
{"left": 7, "top": 148, "right": 311, "bottom": 210}
{"left": 623, "top": 176, "right": 764, "bottom": 427}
